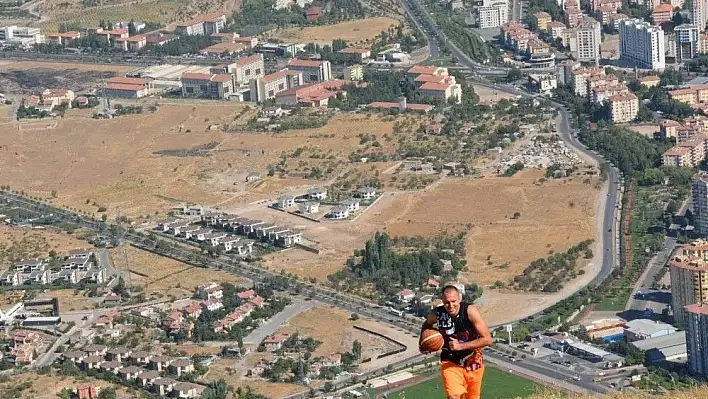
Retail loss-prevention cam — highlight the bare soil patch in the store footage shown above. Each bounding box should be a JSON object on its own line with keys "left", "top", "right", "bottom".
{"left": 276, "top": 306, "right": 400, "bottom": 359}
{"left": 109, "top": 245, "right": 244, "bottom": 297}
{"left": 0, "top": 61, "right": 134, "bottom": 93}
{"left": 0, "top": 225, "right": 92, "bottom": 266}
{"left": 263, "top": 17, "right": 399, "bottom": 45}
{"left": 473, "top": 84, "right": 517, "bottom": 104}
{"left": 0, "top": 371, "right": 133, "bottom": 398}
{"left": 628, "top": 124, "right": 658, "bottom": 138}
{"left": 204, "top": 358, "right": 306, "bottom": 398}
{"left": 37, "top": 288, "right": 95, "bottom": 311}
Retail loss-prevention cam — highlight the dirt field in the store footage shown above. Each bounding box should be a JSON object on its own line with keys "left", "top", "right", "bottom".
{"left": 473, "top": 84, "right": 517, "bottom": 104}
{"left": 0, "top": 371, "right": 134, "bottom": 398}
{"left": 628, "top": 124, "right": 658, "bottom": 138}
{"left": 263, "top": 17, "right": 399, "bottom": 45}
{"left": 109, "top": 245, "right": 245, "bottom": 297}
{"left": 0, "top": 60, "right": 135, "bottom": 93}
{"left": 371, "top": 169, "right": 599, "bottom": 285}
{"left": 37, "top": 288, "right": 96, "bottom": 311}
{"left": 0, "top": 101, "right": 406, "bottom": 218}
{"left": 204, "top": 358, "right": 307, "bottom": 398}
{"left": 276, "top": 306, "right": 401, "bottom": 359}
{"left": 600, "top": 34, "right": 619, "bottom": 60}
{"left": 0, "top": 225, "right": 92, "bottom": 264}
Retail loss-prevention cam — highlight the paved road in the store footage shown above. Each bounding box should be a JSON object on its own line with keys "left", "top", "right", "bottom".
{"left": 243, "top": 298, "right": 314, "bottom": 345}
{"left": 624, "top": 236, "right": 676, "bottom": 315}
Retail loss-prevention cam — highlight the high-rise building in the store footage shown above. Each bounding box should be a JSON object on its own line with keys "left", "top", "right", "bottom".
{"left": 670, "top": 247, "right": 708, "bottom": 328}
{"left": 568, "top": 17, "right": 602, "bottom": 65}
{"left": 675, "top": 24, "right": 701, "bottom": 62}
{"left": 619, "top": 19, "right": 666, "bottom": 71}
{"left": 476, "top": 0, "right": 509, "bottom": 29}
{"left": 685, "top": 303, "right": 708, "bottom": 376}
{"left": 694, "top": 173, "right": 708, "bottom": 236}
{"left": 693, "top": 0, "right": 708, "bottom": 31}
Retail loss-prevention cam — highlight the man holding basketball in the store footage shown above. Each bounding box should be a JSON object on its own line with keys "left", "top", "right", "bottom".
{"left": 419, "top": 282, "right": 492, "bottom": 399}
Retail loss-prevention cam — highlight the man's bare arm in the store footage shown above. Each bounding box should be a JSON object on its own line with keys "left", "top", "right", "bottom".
{"left": 453, "top": 305, "right": 492, "bottom": 351}
{"left": 419, "top": 311, "right": 437, "bottom": 348}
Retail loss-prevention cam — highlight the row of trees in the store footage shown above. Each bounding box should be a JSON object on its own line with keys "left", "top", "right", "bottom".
{"left": 511, "top": 240, "right": 594, "bottom": 292}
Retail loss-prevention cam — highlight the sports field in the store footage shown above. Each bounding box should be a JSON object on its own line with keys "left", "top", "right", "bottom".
{"left": 385, "top": 367, "right": 544, "bottom": 399}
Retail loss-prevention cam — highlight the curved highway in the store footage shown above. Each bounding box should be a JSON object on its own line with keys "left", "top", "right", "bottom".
{"left": 398, "top": 0, "right": 622, "bottom": 292}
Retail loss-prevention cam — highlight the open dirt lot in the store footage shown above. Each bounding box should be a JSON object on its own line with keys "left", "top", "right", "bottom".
{"left": 0, "top": 101, "right": 404, "bottom": 218}
{"left": 276, "top": 306, "right": 402, "bottom": 360}
{"left": 0, "top": 371, "right": 134, "bottom": 398}
{"left": 473, "top": 84, "right": 517, "bottom": 104}
{"left": 0, "top": 225, "right": 92, "bottom": 262}
{"left": 37, "top": 288, "right": 96, "bottom": 311}
{"left": 628, "top": 124, "right": 658, "bottom": 138}
{"left": 372, "top": 169, "right": 599, "bottom": 286}
{"left": 0, "top": 60, "right": 135, "bottom": 93}
{"left": 262, "top": 17, "right": 399, "bottom": 45}
{"left": 204, "top": 358, "right": 307, "bottom": 398}
{"left": 109, "top": 244, "right": 245, "bottom": 297}
{"left": 600, "top": 34, "right": 619, "bottom": 59}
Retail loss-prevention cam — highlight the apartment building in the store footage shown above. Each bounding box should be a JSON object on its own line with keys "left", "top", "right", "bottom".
{"left": 249, "top": 70, "right": 302, "bottom": 102}
{"left": 175, "top": 13, "right": 226, "bottom": 36}
{"left": 591, "top": 82, "right": 629, "bottom": 103}
{"left": 669, "top": 84, "right": 708, "bottom": 105}
{"left": 619, "top": 19, "right": 665, "bottom": 71}
{"left": 533, "top": 11, "right": 551, "bottom": 31}
{"left": 528, "top": 74, "right": 557, "bottom": 96}
{"left": 547, "top": 21, "right": 567, "bottom": 39}
{"left": 568, "top": 67, "right": 605, "bottom": 96}
{"left": 286, "top": 59, "right": 332, "bottom": 83}
{"left": 566, "top": 18, "right": 602, "bottom": 65}
{"left": 686, "top": 303, "right": 708, "bottom": 377}
{"left": 181, "top": 73, "right": 233, "bottom": 99}
{"left": 47, "top": 32, "right": 81, "bottom": 46}
{"left": 114, "top": 35, "right": 147, "bottom": 52}
{"left": 694, "top": 0, "right": 708, "bottom": 31}
{"left": 609, "top": 92, "right": 638, "bottom": 123}
{"left": 670, "top": 246, "right": 708, "bottom": 328}
{"left": 676, "top": 24, "right": 701, "bottom": 62}
{"left": 228, "top": 54, "right": 264, "bottom": 86}
{"left": 694, "top": 173, "right": 708, "bottom": 237}
{"left": 652, "top": 3, "right": 674, "bottom": 24}
{"left": 663, "top": 139, "right": 705, "bottom": 167}
{"left": 476, "top": 0, "right": 509, "bottom": 29}
{"left": 343, "top": 64, "right": 364, "bottom": 81}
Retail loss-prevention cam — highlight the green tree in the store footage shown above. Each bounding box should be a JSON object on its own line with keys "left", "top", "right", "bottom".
{"left": 352, "top": 340, "right": 362, "bottom": 360}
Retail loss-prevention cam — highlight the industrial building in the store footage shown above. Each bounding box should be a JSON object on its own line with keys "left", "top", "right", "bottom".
{"left": 624, "top": 319, "right": 678, "bottom": 342}
{"left": 631, "top": 332, "right": 687, "bottom": 365}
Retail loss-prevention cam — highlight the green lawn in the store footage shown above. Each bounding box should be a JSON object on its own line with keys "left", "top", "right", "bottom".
{"left": 384, "top": 367, "right": 545, "bottom": 399}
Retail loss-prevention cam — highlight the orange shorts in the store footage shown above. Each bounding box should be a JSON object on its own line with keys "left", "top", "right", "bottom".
{"left": 440, "top": 360, "right": 485, "bottom": 399}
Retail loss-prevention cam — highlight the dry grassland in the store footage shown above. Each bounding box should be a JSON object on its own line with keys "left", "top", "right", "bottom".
{"left": 276, "top": 306, "right": 401, "bottom": 359}
{"left": 0, "top": 102, "right": 404, "bottom": 219}
{"left": 205, "top": 358, "right": 307, "bottom": 398}
{"left": 0, "top": 371, "right": 134, "bottom": 398}
{"left": 372, "top": 169, "right": 599, "bottom": 285}
{"left": 628, "top": 124, "right": 658, "bottom": 137}
{"left": 37, "top": 288, "right": 96, "bottom": 311}
{"left": 0, "top": 60, "right": 136, "bottom": 94}
{"left": 0, "top": 225, "right": 92, "bottom": 259}
{"left": 263, "top": 17, "right": 399, "bottom": 45}
{"left": 109, "top": 245, "right": 244, "bottom": 297}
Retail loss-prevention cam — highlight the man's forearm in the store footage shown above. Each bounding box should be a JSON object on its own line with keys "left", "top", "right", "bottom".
{"left": 459, "top": 337, "right": 491, "bottom": 351}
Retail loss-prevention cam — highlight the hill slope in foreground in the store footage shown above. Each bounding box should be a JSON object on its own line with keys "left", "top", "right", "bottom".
{"left": 528, "top": 388, "right": 704, "bottom": 399}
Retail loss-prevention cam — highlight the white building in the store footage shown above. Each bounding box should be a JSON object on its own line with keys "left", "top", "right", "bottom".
{"left": 619, "top": 19, "right": 666, "bottom": 71}
{"left": 675, "top": 24, "right": 701, "bottom": 62}
{"left": 693, "top": 0, "right": 708, "bottom": 32}
{"left": 0, "top": 26, "right": 44, "bottom": 46}
{"left": 568, "top": 18, "right": 602, "bottom": 65}
{"left": 476, "top": 0, "right": 509, "bottom": 29}
{"left": 693, "top": 172, "right": 708, "bottom": 236}
{"left": 528, "top": 74, "right": 558, "bottom": 96}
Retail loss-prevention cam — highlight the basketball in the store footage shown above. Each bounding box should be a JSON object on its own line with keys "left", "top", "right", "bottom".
{"left": 419, "top": 328, "right": 444, "bottom": 353}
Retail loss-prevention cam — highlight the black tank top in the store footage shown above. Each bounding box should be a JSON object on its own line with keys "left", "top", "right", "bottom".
{"left": 436, "top": 302, "right": 484, "bottom": 367}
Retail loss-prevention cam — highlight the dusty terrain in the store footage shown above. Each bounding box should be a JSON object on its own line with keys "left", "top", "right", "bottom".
{"left": 276, "top": 306, "right": 402, "bottom": 360}
{"left": 204, "top": 358, "right": 307, "bottom": 398}
{"left": 263, "top": 17, "right": 399, "bottom": 45}
{"left": 0, "top": 99, "right": 405, "bottom": 219}
{"left": 109, "top": 244, "right": 245, "bottom": 297}
{"left": 628, "top": 124, "right": 658, "bottom": 138}
{"left": 0, "top": 60, "right": 134, "bottom": 93}
{"left": 473, "top": 84, "right": 518, "bottom": 104}
{"left": 0, "top": 225, "right": 92, "bottom": 266}
{"left": 0, "top": 371, "right": 134, "bottom": 398}
{"left": 37, "top": 288, "right": 96, "bottom": 311}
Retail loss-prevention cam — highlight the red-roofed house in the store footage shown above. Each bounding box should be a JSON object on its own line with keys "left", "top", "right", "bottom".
{"left": 398, "top": 289, "right": 415, "bottom": 302}
{"left": 237, "top": 289, "right": 256, "bottom": 300}
{"left": 287, "top": 59, "right": 332, "bottom": 83}
{"left": 47, "top": 31, "right": 81, "bottom": 46}
{"left": 275, "top": 80, "right": 346, "bottom": 107}
{"left": 104, "top": 77, "right": 152, "bottom": 98}
{"left": 250, "top": 295, "right": 265, "bottom": 307}
{"left": 114, "top": 35, "right": 147, "bottom": 52}
{"left": 210, "top": 32, "right": 240, "bottom": 43}
{"left": 145, "top": 32, "right": 176, "bottom": 46}
{"left": 338, "top": 47, "right": 371, "bottom": 62}
{"left": 306, "top": 5, "right": 323, "bottom": 21}
{"left": 407, "top": 65, "right": 449, "bottom": 79}
{"left": 181, "top": 73, "right": 234, "bottom": 99}
{"left": 263, "top": 334, "right": 289, "bottom": 351}
{"left": 182, "top": 303, "right": 202, "bottom": 319}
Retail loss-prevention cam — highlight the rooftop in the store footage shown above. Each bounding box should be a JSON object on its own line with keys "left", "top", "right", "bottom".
{"left": 631, "top": 331, "right": 686, "bottom": 351}
{"left": 624, "top": 318, "right": 677, "bottom": 336}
